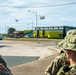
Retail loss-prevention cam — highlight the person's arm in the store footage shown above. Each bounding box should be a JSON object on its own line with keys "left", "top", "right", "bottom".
{"left": 44, "top": 56, "right": 62, "bottom": 75}
{"left": 44, "top": 53, "right": 67, "bottom": 75}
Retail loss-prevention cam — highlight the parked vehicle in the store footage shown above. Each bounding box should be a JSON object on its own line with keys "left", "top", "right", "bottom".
{"left": 0, "top": 35, "right": 3, "bottom": 40}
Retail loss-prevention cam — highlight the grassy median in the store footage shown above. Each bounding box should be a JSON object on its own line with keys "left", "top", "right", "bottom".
{"left": 3, "top": 37, "right": 62, "bottom": 42}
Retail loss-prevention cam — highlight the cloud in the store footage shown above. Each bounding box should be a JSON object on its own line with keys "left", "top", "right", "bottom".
{"left": 0, "top": 0, "right": 76, "bottom": 33}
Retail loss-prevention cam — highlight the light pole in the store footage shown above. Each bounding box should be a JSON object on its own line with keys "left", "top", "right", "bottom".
{"left": 27, "top": 23, "right": 29, "bottom": 30}
{"left": 5, "top": 25, "right": 9, "bottom": 36}
{"left": 31, "top": 21, "right": 33, "bottom": 30}
{"left": 28, "top": 10, "right": 39, "bottom": 43}
{"left": 5, "top": 25, "right": 7, "bottom": 35}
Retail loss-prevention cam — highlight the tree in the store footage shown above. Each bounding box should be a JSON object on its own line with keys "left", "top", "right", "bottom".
{"left": 8, "top": 27, "right": 16, "bottom": 34}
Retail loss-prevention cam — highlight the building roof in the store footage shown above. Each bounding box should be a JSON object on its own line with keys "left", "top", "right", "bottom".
{"left": 34, "top": 26, "right": 76, "bottom": 30}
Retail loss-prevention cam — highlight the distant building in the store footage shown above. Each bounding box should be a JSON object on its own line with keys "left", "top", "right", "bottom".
{"left": 24, "top": 33, "right": 33, "bottom": 37}
{"left": 8, "top": 31, "right": 24, "bottom": 38}
{"left": 34, "top": 26, "right": 76, "bottom": 39}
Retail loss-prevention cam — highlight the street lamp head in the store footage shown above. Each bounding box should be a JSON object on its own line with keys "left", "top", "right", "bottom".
{"left": 28, "top": 10, "right": 30, "bottom": 12}
{"left": 15, "top": 19, "right": 19, "bottom": 22}
{"left": 28, "top": 10, "right": 37, "bottom": 14}
{"left": 40, "top": 16, "right": 45, "bottom": 20}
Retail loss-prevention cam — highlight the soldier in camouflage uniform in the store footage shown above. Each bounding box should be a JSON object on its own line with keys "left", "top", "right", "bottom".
{"left": 44, "top": 52, "right": 69, "bottom": 75}
{"left": 57, "top": 30, "right": 76, "bottom": 75}
{"left": 44, "top": 29, "right": 76, "bottom": 75}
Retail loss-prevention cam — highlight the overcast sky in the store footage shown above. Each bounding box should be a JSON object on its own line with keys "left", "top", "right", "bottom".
{"left": 0, "top": 0, "right": 76, "bottom": 33}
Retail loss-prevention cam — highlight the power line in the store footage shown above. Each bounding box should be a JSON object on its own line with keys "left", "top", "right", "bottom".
{"left": 39, "top": 2, "right": 76, "bottom": 8}
{"left": 0, "top": 2, "right": 76, "bottom": 8}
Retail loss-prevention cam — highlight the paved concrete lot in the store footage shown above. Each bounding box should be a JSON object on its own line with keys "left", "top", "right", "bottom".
{"left": 0, "top": 40, "right": 59, "bottom": 58}
{"left": 0, "top": 40, "right": 60, "bottom": 75}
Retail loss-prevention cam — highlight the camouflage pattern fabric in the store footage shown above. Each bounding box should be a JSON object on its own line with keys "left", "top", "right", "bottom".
{"left": 44, "top": 52, "right": 70, "bottom": 75}
{"left": 57, "top": 64, "right": 76, "bottom": 75}
{"left": 59, "top": 35, "right": 76, "bottom": 51}
{"left": 56, "top": 30, "right": 76, "bottom": 75}
{"left": 0, "top": 55, "right": 7, "bottom": 68}
{"left": 58, "top": 30, "right": 76, "bottom": 50}
{"left": 0, "top": 63, "right": 13, "bottom": 75}
{"left": 66, "top": 29, "right": 76, "bottom": 36}
{"left": 0, "top": 69, "right": 10, "bottom": 75}
{"left": 44, "top": 30, "right": 76, "bottom": 75}
{"left": 0, "top": 55, "right": 13, "bottom": 75}
{"left": 59, "top": 29, "right": 76, "bottom": 51}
